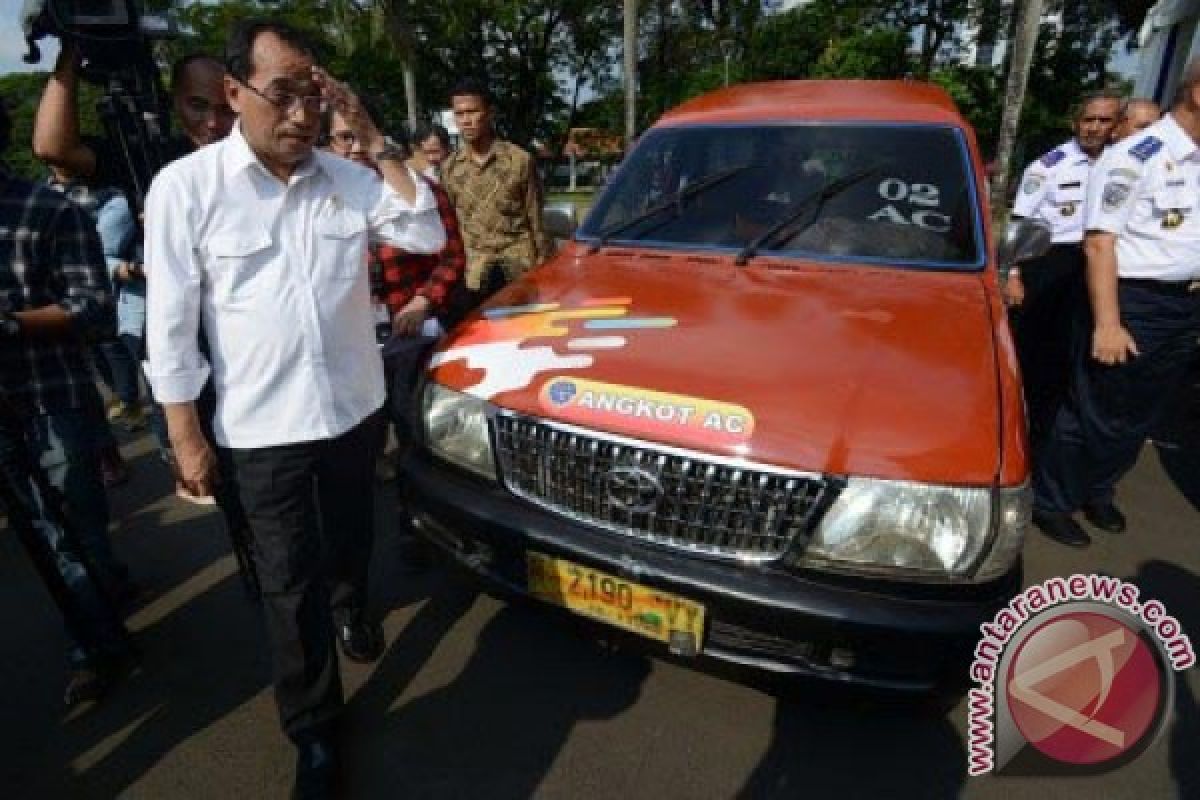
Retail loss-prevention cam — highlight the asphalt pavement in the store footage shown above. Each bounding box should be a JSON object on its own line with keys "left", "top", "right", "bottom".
{"left": 1, "top": 404, "right": 1197, "bottom": 799}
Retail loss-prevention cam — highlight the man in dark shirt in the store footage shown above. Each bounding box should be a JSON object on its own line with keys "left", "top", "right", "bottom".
{"left": 1, "top": 101, "right": 135, "bottom": 707}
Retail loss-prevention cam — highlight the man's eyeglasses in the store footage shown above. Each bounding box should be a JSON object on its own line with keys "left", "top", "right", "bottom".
{"left": 241, "top": 82, "right": 326, "bottom": 115}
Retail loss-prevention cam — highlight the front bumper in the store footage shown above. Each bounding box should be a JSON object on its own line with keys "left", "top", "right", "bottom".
{"left": 403, "top": 450, "right": 1018, "bottom": 694}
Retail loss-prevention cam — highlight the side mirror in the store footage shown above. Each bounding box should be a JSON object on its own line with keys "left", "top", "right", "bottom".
{"left": 998, "top": 218, "right": 1053, "bottom": 271}
{"left": 543, "top": 201, "right": 578, "bottom": 241}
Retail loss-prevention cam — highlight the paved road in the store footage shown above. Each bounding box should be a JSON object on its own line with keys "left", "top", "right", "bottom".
{"left": 1, "top": 413, "right": 1197, "bottom": 799}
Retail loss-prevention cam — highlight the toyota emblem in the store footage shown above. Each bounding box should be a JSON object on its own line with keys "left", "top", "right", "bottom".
{"left": 605, "top": 467, "right": 663, "bottom": 513}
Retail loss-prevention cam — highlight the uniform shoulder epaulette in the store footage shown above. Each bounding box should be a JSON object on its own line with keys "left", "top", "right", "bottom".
{"left": 1128, "top": 136, "right": 1163, "bottom": 162}
{"left": 1039, "top": 149, "right": 1066, "bottom": 168}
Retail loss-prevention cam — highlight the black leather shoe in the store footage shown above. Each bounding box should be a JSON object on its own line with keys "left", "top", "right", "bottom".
{"left": 1033, "top": 510, "right": 1091, "bottom": 548}
{"left": 1083, "top": 501, "right": 1127, "bottom": 534}
{"left": 336, "top": 617, "right": 384, "bottom": 664}
{"left": 292, "top": 738, "right": 340, "bottom": 800}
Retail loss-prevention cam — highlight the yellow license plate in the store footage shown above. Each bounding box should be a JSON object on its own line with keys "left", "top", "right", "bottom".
{"left": 527, "top": 552, "right": 705, "bottom": 646}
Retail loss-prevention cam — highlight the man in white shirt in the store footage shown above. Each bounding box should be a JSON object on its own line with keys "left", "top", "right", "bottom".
{"left": 144, "top": 20, "right": 444, "bottom": 796}
{"left": 1007, "top": 90, "right": 1121, "bottom": 446}
{"left": 1033, "top": 61, "right": 1200, "bottom": 548}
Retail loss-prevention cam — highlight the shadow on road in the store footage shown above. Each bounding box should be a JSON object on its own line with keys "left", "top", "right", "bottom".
{"left": 1153, "top": 369, "right": 1200, "bottom": 513}
{"left": 738, "top": 685, "right": 966, "bottom": 799}
{"left": 1132, "top": 559, "right": 1199, "bottom": 800}
{"left": 345, "top": 581, "right": 652, "bottom": 799}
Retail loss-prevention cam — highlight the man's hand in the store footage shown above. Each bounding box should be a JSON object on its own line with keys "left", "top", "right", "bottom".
{"left": 164, "top": 403, "right": 218, "bottom": 500}
{"left": 1092, "top": 323, "right": 1139, "bottom": 365}
{"left": 392, "top": 295, "right": 431, "bottom": 337}
{"left": 115, "top": 261, "right": 140, "bottom": 282}
{"left": 171, "top": 431, "right": 219, "bottom": 499}
{"left": 1004, "top": 271, "right": 1025, "bottom": 307}
{"left": 312, "top": 67, "right": 384, "bottom": 155}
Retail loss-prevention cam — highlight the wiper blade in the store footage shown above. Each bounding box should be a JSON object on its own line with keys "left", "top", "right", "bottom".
{"left": 588, "top": 164, "right": 755, "bottom": 253}
{"left": 734, "top": 164, "right": 883, "bottom": 266}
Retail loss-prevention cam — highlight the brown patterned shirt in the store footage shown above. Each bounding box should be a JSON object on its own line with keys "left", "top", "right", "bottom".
{"left": 442, "top": 140, "right": 549, "bottom": 289}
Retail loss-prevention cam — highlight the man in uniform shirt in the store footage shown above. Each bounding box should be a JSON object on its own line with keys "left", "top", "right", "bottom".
{"left": 1007, "top": 90, "right": 1121, "bottom": 446}
{"left": 1033, "top": 61, "right": 1200, "bottom": 547}
{"left": 441, "top": 78, "right": 549, "bottom": 306}
{"left": 144, "top": 20, "right": 444, "bottom": 796}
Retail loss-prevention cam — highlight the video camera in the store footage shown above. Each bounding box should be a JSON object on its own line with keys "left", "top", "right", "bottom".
{"left": 20, "top": 0, "right": 179, "bottom": 207}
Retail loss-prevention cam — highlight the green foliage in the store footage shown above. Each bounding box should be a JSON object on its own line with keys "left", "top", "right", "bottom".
{"left": 1, "top": 0, "right": 1138, "bottom": 176}
{"left": 811, "top": 29, "right": 910, "bottom": 79}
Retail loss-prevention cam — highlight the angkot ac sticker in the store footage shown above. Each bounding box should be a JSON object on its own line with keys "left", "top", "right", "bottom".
{"left": 540, "top": 377, "right": 755, "bottom": 450}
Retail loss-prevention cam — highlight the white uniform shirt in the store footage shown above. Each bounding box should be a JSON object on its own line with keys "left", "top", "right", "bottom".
{"left": 1012, "top": 139, "right": 1095, "bottom": 244}
{"left": 1085, "top": 113, "right": 1200, "bottom": 281}
{"left": 145, "top": 125, "right": 446, "bottom": 448}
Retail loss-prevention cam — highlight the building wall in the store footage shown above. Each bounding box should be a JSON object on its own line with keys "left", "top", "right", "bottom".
{"left": 1135, "top": 0, "right": 1200, "bottom": 104}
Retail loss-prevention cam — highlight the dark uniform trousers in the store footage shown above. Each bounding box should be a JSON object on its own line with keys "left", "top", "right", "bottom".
{"left": 1034, "top": 281, "right": 1200, "bottom": 513}
{"left": 1011, "top": 243, "right": 1087, "bottom": 448}
{"left": 225, "top": 409, "right": 385, "bottom": 743}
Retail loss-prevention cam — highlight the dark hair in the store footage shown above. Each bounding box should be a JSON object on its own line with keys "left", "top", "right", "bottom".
{"left": 449, "top": 77, "right": 492, "bottom": 108}
{"left": 1072, "top": 88, "right": 1123, "bottom": 121}
{"left": 413, "top": 122, "right": 451, "bottom": 150}
{"left": 225, "top": 19, "right": 315, "bottom": 84}
{"left": 0, "top": 98, "right": 10, "bottom": 154}
{"left": 170, "top": 53, "right": 225, "bottom": 96}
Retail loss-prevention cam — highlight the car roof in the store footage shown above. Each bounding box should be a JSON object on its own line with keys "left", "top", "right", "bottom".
{"left": 655, "top": 80, "right": 967, "bottom": 128}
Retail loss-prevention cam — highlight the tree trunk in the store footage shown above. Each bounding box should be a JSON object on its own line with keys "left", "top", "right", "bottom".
{"left": 383, "top": 1, "right": 419, "bottom": 132}
{"left": 990, "top": 0, "right": 1044, "bottom": 215}
{"left": 624, "top": 0, "right": 638, "bottom": 147}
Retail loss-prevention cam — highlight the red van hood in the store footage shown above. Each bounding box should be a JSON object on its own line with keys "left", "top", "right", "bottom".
{"left": 428, "top": 251, "right": 1002, "bottom": 485}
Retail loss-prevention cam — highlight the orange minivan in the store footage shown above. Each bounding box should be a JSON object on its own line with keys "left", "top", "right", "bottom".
{"left": 404, "top": 81, "right": 1042, "bottom": 700}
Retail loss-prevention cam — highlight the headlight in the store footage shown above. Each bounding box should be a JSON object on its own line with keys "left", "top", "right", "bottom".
{"left": 802, "top": 477, "right": 1027, "bottom": 582}
{"left": 422, "top": 382, "right": 496, "bottom": 480}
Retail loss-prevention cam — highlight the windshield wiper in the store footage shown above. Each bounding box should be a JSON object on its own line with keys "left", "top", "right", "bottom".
{"left": 588, "top": 164, "right": 755, "bottom": 254}
{"left": 733, "top": 164, "right": 883, "bottom": 266}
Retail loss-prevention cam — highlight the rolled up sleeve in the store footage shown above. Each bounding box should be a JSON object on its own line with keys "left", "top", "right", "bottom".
{"left": 368, "top": 166, "right": 447, "bottom": 255}
{"left": 144, "top": 168, "right": 210, "bottom": 404}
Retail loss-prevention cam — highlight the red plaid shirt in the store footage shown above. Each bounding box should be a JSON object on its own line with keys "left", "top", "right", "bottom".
{"left": 370, "top": 177, "right": 465, "bottom": 316}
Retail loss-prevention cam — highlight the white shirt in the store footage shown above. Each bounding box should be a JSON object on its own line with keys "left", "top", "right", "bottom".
{"left": 1012, "top": 139, "right": 1095, "bottom": 244}
{"left": 145, "top": 125, "right": 446, "bottom": 448}
{"left": 1085, "top": 113, "right": 1200, "bottom": 281}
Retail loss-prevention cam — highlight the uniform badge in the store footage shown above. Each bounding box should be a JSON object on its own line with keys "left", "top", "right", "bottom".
{"left": 1022, "top": 175, "right": 1044, "bottom": 195}
{"left": 1060, "top": 202, "right": 1077, "bottom": 216}
{"left": 1163, "top": 209, "right": 1184, "bottom": 229}
{"left": 1101, "top": 182, "right": 1131, "bottom": 212}
{"left": 1129, "top": 136, "right": 1163, "bottom": 162}
{"left": 1040, "top": 149, "right": 1066, "bottom": 168}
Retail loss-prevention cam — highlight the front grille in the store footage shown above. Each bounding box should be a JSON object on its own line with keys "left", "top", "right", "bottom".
{"left": 493, "top": 414, "right": 829, "bottom": 562}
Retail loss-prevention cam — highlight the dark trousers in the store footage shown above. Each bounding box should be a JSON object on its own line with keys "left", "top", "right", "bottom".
{"left": 1035, "top": 281, "right": 1200, "bottom": 513}
{"left": 382, "top": 334, "right": 440, "bottom": 448}
{"left": 225, "top": 410, "right": 384, "bottom": 743}
{"left": 95, "top": 338, "right": 140, "bottom": 406}
{"left": 1011, "top": 244, "right": 1087, "bottom": 448}
{"left": 0, "top": 413, "right": 131, "bottom": 665}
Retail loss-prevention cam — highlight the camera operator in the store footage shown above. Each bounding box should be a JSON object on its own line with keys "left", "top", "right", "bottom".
{"left": 1, "top": 99, "right": 137, "bottom": 707}
{"left": 33, "top": 44, "right": 232, "bottom": 193}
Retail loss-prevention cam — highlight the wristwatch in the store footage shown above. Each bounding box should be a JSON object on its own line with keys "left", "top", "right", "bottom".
{"left": 0, "top": 313, "right": 21, "bottom": 338}
{"left": 373, "top": 139, "right": 409, "bottom": 163}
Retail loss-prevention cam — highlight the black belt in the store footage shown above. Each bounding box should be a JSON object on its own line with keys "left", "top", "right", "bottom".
{"left": 1119, "top": 278, "right": 1199, "bottom": 296}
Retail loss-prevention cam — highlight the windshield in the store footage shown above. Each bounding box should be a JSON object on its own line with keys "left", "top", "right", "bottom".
{"left": 581, "top": 124, "right": 983, "bottom": 268}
